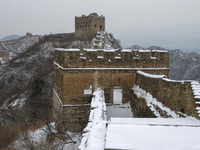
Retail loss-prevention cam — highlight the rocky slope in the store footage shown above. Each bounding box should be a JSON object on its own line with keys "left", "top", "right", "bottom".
{"left": 0, "top": 33, "right": 40, "bottom": 59}
{"left": 169, "top": 50, "right": 200, "bottom": 81}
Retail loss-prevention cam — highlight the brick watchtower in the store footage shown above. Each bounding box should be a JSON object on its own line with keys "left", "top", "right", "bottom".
{"left": 75, "top": 13, "right": 105, "bottom": 41}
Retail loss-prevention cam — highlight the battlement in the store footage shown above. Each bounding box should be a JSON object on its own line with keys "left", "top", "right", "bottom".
{"left": 75, "top": 13, "right": 105, "bottom": 21}
{"left": 54, "top": 48, "right": 169, "bottom": 69}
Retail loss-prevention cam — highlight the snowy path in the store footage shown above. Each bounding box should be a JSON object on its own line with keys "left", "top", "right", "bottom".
{"left": 105, "top": 118, "right": 200, "bottom": 150}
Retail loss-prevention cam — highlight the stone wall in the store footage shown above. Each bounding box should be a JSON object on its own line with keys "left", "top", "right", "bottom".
{"left": 54, "top": 49, "right": 169, "bottom": 70}
{"left": 53, "top": 48, "right": 170, "bottom": 131}
{"left": 134, "top": 71, "right": 199, "bottom": 118}
{"left": 53, "top": 88, "right": 91, "bottom": 132}
{"left": 54, "top": 48, "right": 169, "bottom": 104}
{"left": 54, "top": 66, "right": 169, "bottom": 104}
{"left": 130, "top": 90, "right": 156, "bottom": 118}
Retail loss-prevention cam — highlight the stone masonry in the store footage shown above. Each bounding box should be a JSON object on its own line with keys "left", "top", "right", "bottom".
{"left": 53, "top": 48, "right": 169, "bottom": 132}
{"left": 133, "top": 71, "right": 199, "bottom": 118}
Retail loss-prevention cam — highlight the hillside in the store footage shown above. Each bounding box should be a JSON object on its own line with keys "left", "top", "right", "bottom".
{"left": 169, "top": 50, "right": 200, "bottom": 81}
{"left": 0, "top": 32, "right": 122, "bottom": 124}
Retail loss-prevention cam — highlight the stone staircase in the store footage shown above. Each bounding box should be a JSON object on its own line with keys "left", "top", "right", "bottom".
{"left": 92, "top": 31, "right": 106, "bottom": 49}
{"left": 191, "top": 81, "right": 200, "bottom": 117}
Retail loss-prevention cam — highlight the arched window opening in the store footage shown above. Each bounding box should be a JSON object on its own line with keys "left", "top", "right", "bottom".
{"left": 95, "top": 24, "right": 96, "bottom": 27}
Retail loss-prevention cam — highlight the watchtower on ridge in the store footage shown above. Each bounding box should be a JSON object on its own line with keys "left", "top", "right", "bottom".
{"left": 75, "top": 13, "right": 105, "bottom": 40}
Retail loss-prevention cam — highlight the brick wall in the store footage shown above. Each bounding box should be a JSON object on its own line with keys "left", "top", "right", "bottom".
{"left": 54, "top": 49, "right": 169, "bottom": 70}
{"left": 53, "top": 48, "right": 170, "bottom": 131}
{"left": 134, "top": 71, "right": 198, "bottom": 118}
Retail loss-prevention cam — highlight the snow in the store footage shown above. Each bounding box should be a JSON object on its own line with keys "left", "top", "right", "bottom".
{"left": 105, "top": 121, "right": 200, "bottom": 150}
{"left": 132, "top": 85, "right": 184, "bottom": 118}
{"left": 54, "top": 48, "right": 168, "bottom": 53}
{"left": 109, "top": 118, "right": 200, "bottom": 126}
{"left": 84, "top": 85, "right": 92, "bottom": 95}
{"left": 133, "top": 56, "right": 139, "bottom": 59}
{"left": 54, "top": 62, "right": 169, "bottom": 71}
{"left": 139, "top": 50, "right": 151, "bottom": 52}
{"left": 9, "top": 97, "right": 26, "bottom": 108}
{"left": 80, "top": 56, "right": 87, "bottom": 59}
{"left": 97, "top": 56, "right": 104, "bottom": 59}
{"left": 114, "top": 56, "right": 121, "bottom": 59}
{"left": 152, "top": 50, "right": 168, "bottom": 52}
{"left": 191, "top": 81, "right": 200, "bottom": 115}
{"left": 163, "top": 78, "right": 185, "bottom": 83}
{"left": 121, "top": 49, "right": 132, "bottom": 52}
{"left": 79, "top": 88, "right": 107, "bottom": 150}
{"left": 53, "top": 88, "right": 63, "bottom": 105}
{"left": 195, "top": 96, "right": 200, "bottom": 99}
{"left": 55, "top": 48, "right": 80, "bottom": 51}
{"left": 104, "top": 49, "right": 117, "bottom": 52}
{"left": 137, "top": 70, "right": 167, "bottom": 79}
{"left": 106, "top": 103, "right": 133, "bottom": 120}
{"left": 151, "top": 56, "right": 157, "bottom": 59}
{"left": 12, "top": 122, "right": 81, "bottom": 150}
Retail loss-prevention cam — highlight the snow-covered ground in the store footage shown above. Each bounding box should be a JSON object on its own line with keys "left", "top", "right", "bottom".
{"left": 105, "top": 118, "right": 200, "bottom": 150}
{"left": 106, "top": 103, "right": 133, "bottom": 120}
{"left": 11, "top": 122, "right": 81, "bottom": 150}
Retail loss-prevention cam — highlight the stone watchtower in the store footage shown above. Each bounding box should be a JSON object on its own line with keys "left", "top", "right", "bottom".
{"left": 75, "top": 13, "right": 105, "bottom": 41}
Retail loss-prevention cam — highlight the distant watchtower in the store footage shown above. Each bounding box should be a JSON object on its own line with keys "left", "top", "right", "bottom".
{"left": 75, "top": 13, "right": 105, "bottom": 41}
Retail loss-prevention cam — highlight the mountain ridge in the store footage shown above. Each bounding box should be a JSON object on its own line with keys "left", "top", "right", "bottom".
{"left": 0, "top": 35, "right": 20, "bottom": 41}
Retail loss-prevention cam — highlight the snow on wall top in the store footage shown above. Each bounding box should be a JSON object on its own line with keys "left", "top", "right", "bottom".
{"left": 54, "top": 48, "right": 80, "bottom": 51}
{"left": 79, "top": 88, "right": 107, "bottom": 150}
{"left": 54, "top": 48, "right": 168, "bottom": 53}
{"left": 137, "top": 70, "right": 167, "bottom": 78}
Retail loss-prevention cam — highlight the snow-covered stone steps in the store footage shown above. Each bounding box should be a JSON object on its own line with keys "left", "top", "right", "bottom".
{"left": 92, "top": 31, "right": 106, "bottom": 49}
{"left": 192, "top": 81, "right": 200, "bottom": 117}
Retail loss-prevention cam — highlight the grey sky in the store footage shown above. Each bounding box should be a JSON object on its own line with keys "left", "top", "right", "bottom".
{"left": 1, "top": 0, "right": 200, "bottom": 49}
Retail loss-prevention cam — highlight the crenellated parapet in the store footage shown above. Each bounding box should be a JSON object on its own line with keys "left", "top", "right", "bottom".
{"left": 54, "top": 48, "right": 169, "bottom": 69}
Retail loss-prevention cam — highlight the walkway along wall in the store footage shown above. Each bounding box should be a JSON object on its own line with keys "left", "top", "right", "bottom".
{"left": 134, "top": 71, "right": 200, "bottom": 118}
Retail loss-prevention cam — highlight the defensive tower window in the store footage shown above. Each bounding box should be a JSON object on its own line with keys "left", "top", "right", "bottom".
{"left": 100, "top": 25, "right": 102, "bottom": 30}
{"left": 95, "top": 24, "right": 96, "bottom": 27}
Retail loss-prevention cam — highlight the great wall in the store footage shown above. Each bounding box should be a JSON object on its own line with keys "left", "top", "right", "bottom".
{"left": 52, "top": 13, "right": 200, "bottom": 149}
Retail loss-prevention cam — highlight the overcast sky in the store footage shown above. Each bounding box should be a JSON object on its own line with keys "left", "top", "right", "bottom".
{"left": 1, "top": 0, "right": 200, "bottom": 49}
